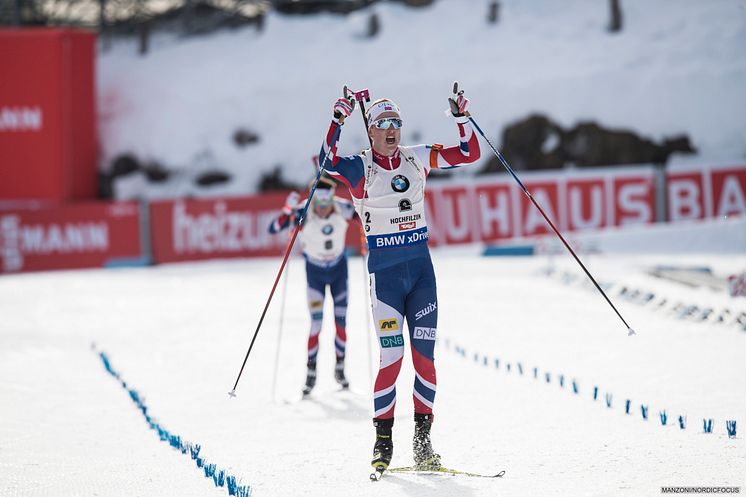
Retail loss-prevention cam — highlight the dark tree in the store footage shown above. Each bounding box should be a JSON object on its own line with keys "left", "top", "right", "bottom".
{"left": 487, "top": 0, "right": 499, "bottom": 25}
{"left": 367, "top": 12, "right": 379, "bottom": 38}
{"left": 608, "top": 0, "right": 623, "bottom": 33}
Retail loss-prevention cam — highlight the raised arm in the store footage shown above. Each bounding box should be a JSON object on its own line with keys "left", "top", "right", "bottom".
{"left": 413, "top": 85, "right": 481, "bottom": 173}
{"left": 268, "top": 192, "right": 302, "bottom": 234}
{"left": 318, "top": 99, "right": 367, "bottom": 199}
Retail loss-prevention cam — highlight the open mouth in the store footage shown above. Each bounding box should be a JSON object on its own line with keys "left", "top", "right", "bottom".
{"left": 386, "top": 136, "right": 396, "bottom": 145}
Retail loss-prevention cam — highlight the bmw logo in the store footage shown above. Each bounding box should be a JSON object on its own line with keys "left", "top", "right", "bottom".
{"left": 322, "top": 224, "right": 334, "bottom": 235}
{"left": 391, "top": 175, "right": 410, "bottom": 193}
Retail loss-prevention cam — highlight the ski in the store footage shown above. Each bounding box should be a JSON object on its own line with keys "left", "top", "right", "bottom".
{"left": 387, "top": 466, "right": 505, "bottom": 478}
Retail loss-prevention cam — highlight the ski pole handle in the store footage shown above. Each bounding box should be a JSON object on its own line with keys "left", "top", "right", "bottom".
{"left": 344, "top": 85, "right": 372, "bottom": 146}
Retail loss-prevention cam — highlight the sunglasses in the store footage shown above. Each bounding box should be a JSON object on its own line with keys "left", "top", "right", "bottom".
{"left": 371, "top": 118, "right": 403, "bottom": 130}
{"left": 313, "top": 189, "right": 334, "bottom": 207}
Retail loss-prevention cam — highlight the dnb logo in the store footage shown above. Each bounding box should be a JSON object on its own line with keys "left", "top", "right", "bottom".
{"left": 380, "top": 334, "right": 404, "bottom": 348}
{"left": 413, "top": 327, "right": 436, "bottom": 341}
{"left": 378, "top": 318, "right": 399, "bottom": 331}
{"left": 391, "top": 175, "right": 410, "bottom": 193}
{"left": 322, "top": 224, "right": 334, "bottom": 235}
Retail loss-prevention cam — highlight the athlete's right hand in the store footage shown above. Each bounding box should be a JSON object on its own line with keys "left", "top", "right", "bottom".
{"left": 282, "top": 191, "right": 300, "bottom": 214}
{"left": 332, "top": 97, "right": 355, "bottom": 124}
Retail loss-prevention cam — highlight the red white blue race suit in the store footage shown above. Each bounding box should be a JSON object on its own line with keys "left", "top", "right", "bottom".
{"left": 319, "top": 114, "right": 480, "bottom": 420}
{"left": 269, "top": 198, "right": 356, "bottom": 364}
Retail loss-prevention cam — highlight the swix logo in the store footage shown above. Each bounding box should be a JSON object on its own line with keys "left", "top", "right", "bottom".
{"left": 415, "top": 302, "right": 437, "bottom": 321}
{"left": 0, "top": 106, "right": 43, "bottom": 131}
{"left": 413, "top": 327, "right": 436, "bottom": 341}
{"left": 399, "top": 222, "right": 415, "bottom": 231}
{"left": 173, "top": 202, "right": 276, "bottom": 253}
{"left": 0, "top": 214, "right": 110, "bottom": 272}
{"left": 379, "top": 319, "right": 399, "bottom": 331}
{"left": 380, "top": 334, "right": 404, "bottom": 348}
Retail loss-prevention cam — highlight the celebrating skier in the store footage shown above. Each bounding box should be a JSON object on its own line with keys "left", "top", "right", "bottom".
{"left": 319, "top": 83, "right": 481, "bottom": 477}
{"left": 268, "top": 175, "right": 357, "bottom": 396}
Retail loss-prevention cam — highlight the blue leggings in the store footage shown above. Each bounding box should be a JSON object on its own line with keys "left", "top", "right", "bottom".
{"left": 369, "top": 254, "right": 437, "bottom": 420}
{"left": 305, "top": 258, "right": 348, "bottom": 363}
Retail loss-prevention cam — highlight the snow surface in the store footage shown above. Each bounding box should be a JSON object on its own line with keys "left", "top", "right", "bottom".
{"left": 1, "top": 226, "right": 745, "bottom": 496}
{"left": 98, "top": 0, "right": 746, "bottom": 200}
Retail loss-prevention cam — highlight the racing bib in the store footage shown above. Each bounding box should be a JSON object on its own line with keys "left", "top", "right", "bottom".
{"left": 353, "top": 147, "right": 428, "bottom": 250}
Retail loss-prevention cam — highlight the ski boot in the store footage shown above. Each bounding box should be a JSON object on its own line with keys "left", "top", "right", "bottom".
{"left": 302, "top": 361, "right": 317, "bottom": 396}
{"left": 413, "top": 413, "right": 441, "bottom": 470}
{"left": 334, "top": 357, "right": 349, "bottom": 389}
{"left": 370, "top": 418, "right": 394, "bottom": 480}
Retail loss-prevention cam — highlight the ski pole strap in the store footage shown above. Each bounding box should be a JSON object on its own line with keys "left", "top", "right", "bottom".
{"left": 429, "top": 143, "right": 443, "bottom": 170}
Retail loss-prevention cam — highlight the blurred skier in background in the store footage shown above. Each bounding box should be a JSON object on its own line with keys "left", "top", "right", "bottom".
{"left": 319, "top": 84, "right": 481, "bottom": 475}
{"left": 268, "top": 175, "right": 357, "bottom": 396}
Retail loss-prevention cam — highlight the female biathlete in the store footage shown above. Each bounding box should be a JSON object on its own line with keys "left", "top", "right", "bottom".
{"left": 319, "top": 84, "right": 480, "bottom": 474}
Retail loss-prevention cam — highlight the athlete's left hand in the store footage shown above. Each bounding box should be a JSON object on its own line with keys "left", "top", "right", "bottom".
{"left": 448, "top": 81, "right": 470, "bottom": 117}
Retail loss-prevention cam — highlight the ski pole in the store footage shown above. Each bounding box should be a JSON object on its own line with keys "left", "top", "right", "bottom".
{"left": 270, "top": 226, "right": 293, "bottom": 402}
{"left": 229, "top": 125, "right": 345, "bottom": 397}
{"left": 358, "top": 222, "right": 374, "bottom": 388}
{"left": 346, "top": 85, "right": 377, "bottom": 387}
{"left": 466, "top": 109, "right": 635, "bottom": 337}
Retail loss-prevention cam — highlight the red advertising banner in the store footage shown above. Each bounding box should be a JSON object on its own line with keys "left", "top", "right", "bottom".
{"left": 149, "top": 193, "right": 365, "bottom": 264}
{"left": 565, "top": 177, "right": 607, "bottom": 231}
{"left": 667, "top": 164, "right": 746, "bottom": 221}
{"left": 473, "top": 182, "right": 514, "bottom": 242}
{"left": 710, "top": 166, "right": 746, "bottom": 219}
{"left": 667, "top": 170, "right": 706, "bottom": 221}
{"left": 426, "top": 167, "right": 657, "bottom": 245}
{"left": 0, "top": 202, "right": 143, "bottom": 273}
{"left": 614, "top": 174, "right": 656, "bottom": 226}
{"left": 0, "top": 29, "right": 97, "bottom": 203}
{"left": 1, "top": 163, "right": 741, "bottom": 272}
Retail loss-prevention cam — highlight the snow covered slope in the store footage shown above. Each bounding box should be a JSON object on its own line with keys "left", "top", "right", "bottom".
{"left": 1, "top": 245, "right": 744, "bottom": 495}
{"left": 98, "top": 0, "right": 746, "bottom": 200}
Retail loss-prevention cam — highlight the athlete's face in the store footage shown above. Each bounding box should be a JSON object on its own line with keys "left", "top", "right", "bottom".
{"left": 312, "top": 189, "right": 334, "bottom": 218}
{"left": 368, "top": 111, "right": 401, "bottom": 157}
